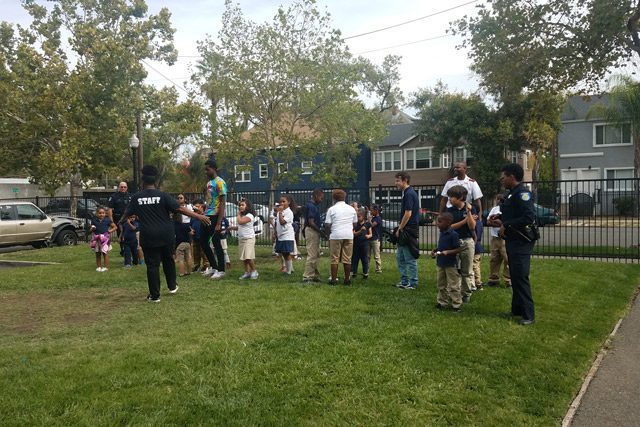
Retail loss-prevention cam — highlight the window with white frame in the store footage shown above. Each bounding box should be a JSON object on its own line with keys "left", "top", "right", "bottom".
{"left": 234, "top": 165, "right": 251, "bottom": 182}
{"left": 594, "top": 123, "right": 632, "bottom": 146}
{"left": 510, "top": 150, "right": 518, "bottom": 164}
{"left": 259, "top": 164, "right": 268, "bottom": 179}
{"left": 453, "top": 147, "right": 466, "bottom": 164}
{"left": 605, "top": 168, "right": 634, "bottom": 191}
{"left": 277, "top": 163, "right": 287, "bottom": 175}
{"left": 453, "top": 147, "right": 473, "bottom": 166}
{"left": 374, "top": 150, "right": 402, "bottom": 172}
{"left": 301, "top": 161, "right": 313, "bottom": 174}
{"left": 441, "top": 151, "right": 450, "bottom": 168}
{"left": 405, "top": 148, "right": 440, "bottom": 169}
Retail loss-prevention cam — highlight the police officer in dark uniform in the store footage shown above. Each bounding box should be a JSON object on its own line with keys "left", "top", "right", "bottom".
{"left": 490, "top": 163, "right": 537, "bottom": 325}
{"left": 108, "top": 181, "right": 132, "bottom": 256}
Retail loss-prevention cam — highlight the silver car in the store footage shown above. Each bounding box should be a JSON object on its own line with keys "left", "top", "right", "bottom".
{"left": 0, "top": 202, "right": 53, "bottom": 248}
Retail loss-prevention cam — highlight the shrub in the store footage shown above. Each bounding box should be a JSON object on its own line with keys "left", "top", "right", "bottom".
{"left": 613, "top": 197, "right": 636, "bottom": 216}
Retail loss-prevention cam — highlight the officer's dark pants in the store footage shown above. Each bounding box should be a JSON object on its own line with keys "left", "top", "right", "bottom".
{"left": 143, "top": 245, "right": 177, "bottom": 299}
{"left": 506, "top": 240, "right": 535, "bottom": 321}
{"left": 200, "top": 215, "right": 226, "bottom": 271}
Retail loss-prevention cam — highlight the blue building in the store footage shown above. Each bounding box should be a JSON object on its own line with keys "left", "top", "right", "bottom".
{"left": 218, "top": 145, "right": 373, "bottom": 204}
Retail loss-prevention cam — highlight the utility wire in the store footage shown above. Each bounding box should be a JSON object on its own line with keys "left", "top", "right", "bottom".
{"left": 141, "top": 59, "right": 190, "bottom": 94}
{"left": 355, "top": 34, "right": 449, "bottom": 55}
{"left": 343, "top": 0, "right": 480, "bottom": 40}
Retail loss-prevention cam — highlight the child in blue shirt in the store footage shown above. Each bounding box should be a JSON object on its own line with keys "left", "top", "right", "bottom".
{"left": 368, "top": 204, "right": 383, "bottom": 273}
{"left": 473, "top": 213, "right": 484, "bottom": 290}
{"left": 190, "top": 199, "right": 209, "bottom": 272}
{"left": 351, "top": 208, "right": 372, "bottom": 279}
{"left": 90, "top": 206, "right": 117, "bottom": 272}
{"left": 120, "top": 213, "right": 140, "bottom": 267}
{"left": 217, "top": 216, "right": 231, "bottom": 270}
{"left": 432, "top": 212, "right": 467, "bottom": 311}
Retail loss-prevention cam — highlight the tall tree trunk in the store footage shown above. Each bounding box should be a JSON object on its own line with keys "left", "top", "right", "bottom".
{"left": 69, "top": 172, "right": 82, "bottom": 218}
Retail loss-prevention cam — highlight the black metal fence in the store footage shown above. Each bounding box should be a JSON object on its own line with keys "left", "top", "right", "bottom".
{"left": 2, "top": 178, "right": 638, "bottom": 262}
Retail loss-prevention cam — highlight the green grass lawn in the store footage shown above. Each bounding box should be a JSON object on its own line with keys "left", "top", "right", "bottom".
{"left": 0, "top": 245, "right": 638, "bottom": 425}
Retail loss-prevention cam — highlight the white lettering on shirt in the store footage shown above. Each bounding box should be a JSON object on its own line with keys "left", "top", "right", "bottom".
{"left": 137, "top": 197, "right": 161, "bottom": 205}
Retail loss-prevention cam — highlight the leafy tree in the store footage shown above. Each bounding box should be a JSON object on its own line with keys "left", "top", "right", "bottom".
{"left": 498, "top": 92, "right": 564, "bottom": 182}
{"left": 411, "top": 83, "right": 508, "bottom": 192}
{"left": 452, "top": 0, "right": 633, "bottom": 97}
{"left": 0, "top": 0, "right": 177, "bottom": 198}
{"left": 359, "top": 54, "right": 405, "bottom": 113}
{"left": 141, "top": 86, "right": 204, "bottom": 187}
{"left": 192, "top": 0, "right": 386, "bottom": 198}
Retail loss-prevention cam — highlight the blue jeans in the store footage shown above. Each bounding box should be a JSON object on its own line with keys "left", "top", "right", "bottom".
{"left": 123, "top": 239, "right": 139, "bottom": 266}
{"left": 396, "top": 244, "right": 418, "bottom": 286}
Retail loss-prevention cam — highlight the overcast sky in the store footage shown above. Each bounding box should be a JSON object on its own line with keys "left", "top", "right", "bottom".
{"left": 1, "top": 0, "right": 484, "bottom": 108}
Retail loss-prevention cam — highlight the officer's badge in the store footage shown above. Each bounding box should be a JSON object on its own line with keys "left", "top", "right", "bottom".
{"left": 520, "top": 192, "right": 531, "bottom": 201}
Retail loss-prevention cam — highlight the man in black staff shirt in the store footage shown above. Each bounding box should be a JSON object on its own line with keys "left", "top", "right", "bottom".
{"left": 108, "top": 181, "right": 132, "bottom": 256}
{"left": 124, "top": 165, "right": 210, "bottom": 302}
{"left": 490, "top": 163, "right": 537, "bottom": 325}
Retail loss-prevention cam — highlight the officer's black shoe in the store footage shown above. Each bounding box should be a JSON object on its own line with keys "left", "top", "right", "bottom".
{"left": 435, "top": 303, "right": 447, "bottom": 310}
{"left": 462, "top": 295, "right": 471, "bottom": 304}
{"left": 519, "top": 319, "right": 534, "bottom": 326}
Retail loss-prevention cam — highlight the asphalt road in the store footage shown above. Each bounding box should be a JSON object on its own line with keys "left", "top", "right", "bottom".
{"left": 415, "top": 226, "right": 639, "bottom": 249}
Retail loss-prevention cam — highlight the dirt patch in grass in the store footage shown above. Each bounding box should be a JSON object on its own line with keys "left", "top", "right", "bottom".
{"left": 0, "top": 288, "right": 138, "bottom": 335}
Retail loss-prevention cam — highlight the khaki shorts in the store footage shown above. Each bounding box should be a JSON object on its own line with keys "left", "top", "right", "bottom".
{"left": 238, "top": 237, "right": 256, "bottom": 260}
{"left": 329, "top": 239, "right": 353, "bottom": 265}
{"left": 175, "top": 242, "right": 191, "bottom": 262}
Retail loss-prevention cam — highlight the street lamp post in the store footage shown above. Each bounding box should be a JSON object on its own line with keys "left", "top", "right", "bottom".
{"left": 129, "top": 134, "right": 140, "bottom": 193}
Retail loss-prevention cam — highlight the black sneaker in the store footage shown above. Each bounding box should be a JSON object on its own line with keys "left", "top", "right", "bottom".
{"left": 484, "top": 281, "right": 499, "bottom": 287}
{"left": 395, "top": 283, "right": 408, "bottom": 288}
{"left": 452, "top": 307, "right": 461, "bottom": 312}
{"left": 146, "top": 295, "right": 160, "bottom": 303}
{"left": 328, "top": 279, "right": 338, "bottom": 286}
{"left": 343, "top": 279, "right": 352, "bottom": 286}
{"left": 363, "top": 274, "right": 369, "bottom": 280}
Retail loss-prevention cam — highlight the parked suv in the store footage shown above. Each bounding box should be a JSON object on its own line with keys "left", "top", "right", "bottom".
{"left": 382, "top": 202, "right": 435, "bottom": 225}
{"left": 50, "top": 215, "right": 86, "bottom": 246}
{"left": 0, "top": 202, "right": 52, "bottom": 248}
{"left": 45, "top": 198, "right": 99, "bottom": 219}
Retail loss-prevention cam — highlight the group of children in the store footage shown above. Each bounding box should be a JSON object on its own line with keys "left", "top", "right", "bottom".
{"left": 88, "top": 187, "right": 499, "bottom": 313}
{"left": 432, "top": 185, "right": 486, "bottom": 311}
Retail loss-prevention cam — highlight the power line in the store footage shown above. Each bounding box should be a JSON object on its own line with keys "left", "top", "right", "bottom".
{"left": 343, "top": 0, "right": 481, "bottom": 40}
{"left": 355, "top": 34, "right": 449, "bottom": 55}
{"left": 141, "top": 59, "right": 190, "bottom": 94}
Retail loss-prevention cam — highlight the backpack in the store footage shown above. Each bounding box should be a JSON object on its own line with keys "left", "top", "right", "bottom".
{"left": 253, "top": 216, "right": 264, "bottom": 235}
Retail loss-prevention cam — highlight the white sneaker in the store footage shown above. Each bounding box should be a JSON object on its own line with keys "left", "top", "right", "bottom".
{"left": 102, "top": 267, "right": 108, "bottom": 272}
{"left": 239, "top": 272, "right": 251, "bottom": 280}
{"left": 96, "top": 267, "right": 102, "bottom": 272}
{"left": 250, "top": 271, "right": 259, "bottom": 280}
{"left": 169, "top": 285, "right": 179, "bottom": 294}
{"left": 211, "top": 271, "right": 226, "bottom": 280}
{"left": 202, "top": 267, "right": 217, "bottom": 277}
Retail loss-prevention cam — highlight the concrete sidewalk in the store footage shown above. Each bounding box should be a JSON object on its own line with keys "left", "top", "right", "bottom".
{"left": 568, "top": 293, "right": 640, "bottom": 427}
